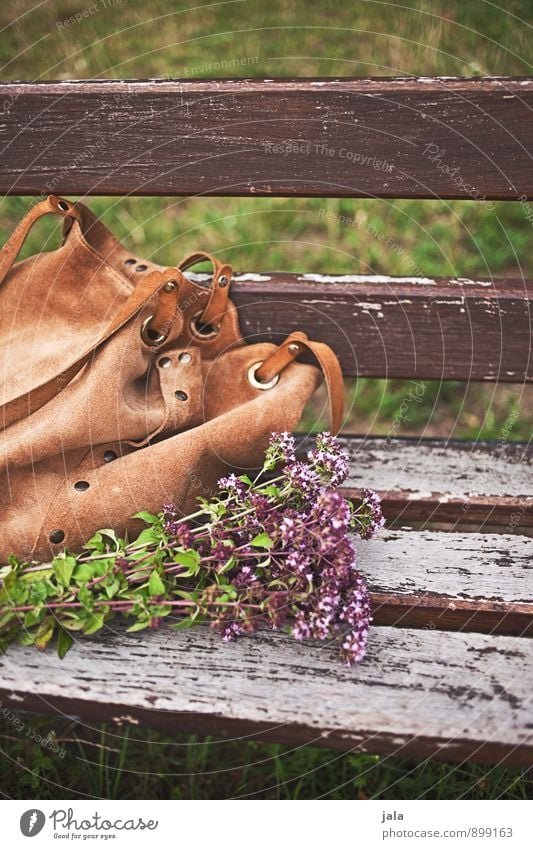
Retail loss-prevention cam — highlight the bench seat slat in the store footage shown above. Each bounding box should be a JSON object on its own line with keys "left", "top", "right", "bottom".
{"left": 1, "top": 78, "right": 532, "bottom": 199}
{"left": 0, "top": 623, "right": 530, "bottom": 765}
{"left": 329, "top": 435, "right": 533, "bottom": 529}
{"left": 232, "top": 274, "right": 533, "bottom": 382}
{"left": 363, "top": 530, "right": 533, "bottom": 635}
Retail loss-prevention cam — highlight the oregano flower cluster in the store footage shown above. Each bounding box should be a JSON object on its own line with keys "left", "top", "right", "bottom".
{"left": 0, "top": 433, "right": 384, "bottom": 665}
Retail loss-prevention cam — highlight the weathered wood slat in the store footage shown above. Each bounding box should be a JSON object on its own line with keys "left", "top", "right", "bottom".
{"left": 328, "top": 436, "right": 533, "bottom": 529}
{"left": 0, "top": 623, "right": 530, "bottom": 765}
{"left": 1, "top": 78, "right": 532, "bottom": 198}
{"left": 362, "top": 529, "right": 533, "bottom": 635}
{"left": 231, "top": 273, "right": 533, "bottom": 382}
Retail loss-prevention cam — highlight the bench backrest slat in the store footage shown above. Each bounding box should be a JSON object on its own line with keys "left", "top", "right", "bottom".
{"left": 233, "top": 274, "right": 533, "bottom": 381}
{"left": 0, "top": 78, "right": 532, "bottom": 198}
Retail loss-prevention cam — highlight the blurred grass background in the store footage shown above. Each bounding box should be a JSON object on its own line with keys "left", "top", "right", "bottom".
{"left": 0, "top": 0, "right": 531, "bottom": 799}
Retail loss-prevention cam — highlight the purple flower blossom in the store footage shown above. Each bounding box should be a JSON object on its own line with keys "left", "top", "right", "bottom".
{"left": 308, "top": 431, "right": 349, "bottom": 487}
{"left": 359, "top": 488, "right": 386, "bottom": 539}
{"left": 284, "top": 461, "right": 322, "bottom": 496}
{"left": 265, "top": 431, "right": 297, "bottom": 468}
{"left": 217, "top": 473, "right": 247, "bottom": 496}
{"left": 220, "top": 621, "right": 243, "bottom": 641}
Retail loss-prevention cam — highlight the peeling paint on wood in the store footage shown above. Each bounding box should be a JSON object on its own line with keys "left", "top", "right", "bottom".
{"left": 0, "top": 623, "right": 530, "bottom": 765}
{"left": 0, "top": 78, "right": 532, "bottom": 198}
{"left": 232, "top": 274, "right": 533, "bottom": 381}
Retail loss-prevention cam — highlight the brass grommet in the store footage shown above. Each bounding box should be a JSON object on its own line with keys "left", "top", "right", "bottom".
{"left": 190, "top": 313, "right": 220, "bottom": 339}
{"left": 247, "top": 361, "right": 280, "bottom": 391}
{"left": 218, "top": 275, "right": 229, "bottom": 287}
{"left": 164, "top": 280, "right": 177, "bottom": 292}
{"left": 141, "top": 315, "right": 167, "bottom": 346}
{"left": 57, "top": 200, "right": 69, "bottom": 212}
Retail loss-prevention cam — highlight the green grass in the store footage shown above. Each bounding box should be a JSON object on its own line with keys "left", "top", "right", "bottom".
{"left": 0, "top": 0, "right": 532, "bottom": 800}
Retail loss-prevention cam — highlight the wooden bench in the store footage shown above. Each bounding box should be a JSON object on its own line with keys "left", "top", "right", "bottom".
{"left": 0, "top": 77, "right": 531, "bottom": 767}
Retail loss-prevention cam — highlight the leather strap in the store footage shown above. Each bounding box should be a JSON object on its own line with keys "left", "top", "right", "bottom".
{"left": 178, "top": 251, "right": 232, "bottom": 327}
{"left": 255, "top": 331, "right": 344, "bottom": 434}
{"left": 0, "top": 196, "right": 81, "bottom": 287}
{"left": 1, "top": 268, "right": 182, "bottom": 429}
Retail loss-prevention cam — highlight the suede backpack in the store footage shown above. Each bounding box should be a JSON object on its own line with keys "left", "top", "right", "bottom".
{"left": 0, "top": 196, "right": 344, "bottom": 562}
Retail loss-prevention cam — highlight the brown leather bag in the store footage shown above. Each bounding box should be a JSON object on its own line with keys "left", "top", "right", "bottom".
{"left": 0, "top": 197, "right": 344, "bottom": 562}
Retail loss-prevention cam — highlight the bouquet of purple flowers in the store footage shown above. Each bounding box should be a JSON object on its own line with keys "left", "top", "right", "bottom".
{"left": 0, "top": 432, "right": 384, "bottom": 664}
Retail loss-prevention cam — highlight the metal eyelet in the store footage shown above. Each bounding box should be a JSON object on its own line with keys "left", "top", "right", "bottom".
{"left": 141, "top": 315, "right": 167, "bottom": 346}
{"left": 247, "top": 361, "right": 280, "bottom": 390}
{"left": 57, "top": 200, "right": 69, "bottom": 212}
{"left": 190, "top": 312, "right": 220, "bottom": 339}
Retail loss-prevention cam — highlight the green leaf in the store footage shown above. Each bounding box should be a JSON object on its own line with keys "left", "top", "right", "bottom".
{"left": 148, "top": 571, "right": 165, "bottom": 596}
{"left": 52, "top": 554, "right": 76, "bottom": 588}
{"left": 174, "top": 549, "right": 200, "bottom": 567}
{"left": 61, "top": 619, "right": 86, "bottom": 632}
{"left": 134, "top": 528, "right": 160, "bottom": 546}
{"left": 133, "top": 511, "right": 159, "bottom": 525}
{"left": 171, "top": 617, "right": 197, "bottom": 630}
{"left": 172, "top": 549, "right": 200, "bottom": 577}
{"left": 127, "top": 620, "right": 150, "bottom": 633}
{"left": 84, "top": 532, "right": 105, "bottom": 553}
{"left": 99, "top": 528, "right": 122, "bottom": 549}
{"left": 77, "top": 585, "right": 93, "bottom": 610}
{"left": 34, "top": 624, "right": 55, "bottom": 650}
{"left": 218, "top": 556, "right": 236, "bottom": 575}
{"left": 0, "top": 611, "right": 15, "bottom": 630}
{"left": 21, "top": 567, "right": 53, "bottom": 583}
{"left": 261, "top": 485, "right": 280, "bottom": 497}
{"left": 56, "top": 628, "right": 73, "bottom": 659}
{"left": 250, "top": 533, "right": 274, "bottom": 550}
{"left": 28, "top": 580, "right": 48, "bottom": 605}
{"left": 105, "top": 578, "right": 121, "bottom": 599}
{"left": 239, "top": 474, "right": 253, "bottom": 485}
{"left": 83, "top": 614, "right": 104, "bottom": 635}
{"left": 23, "top": 610, "right": 43, "bottom": 628}
{"left": 73, "top": 563, "right": 96, "bottom": 583}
